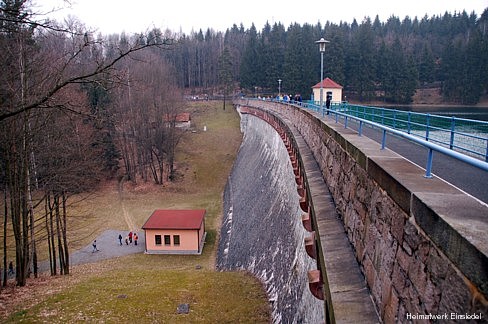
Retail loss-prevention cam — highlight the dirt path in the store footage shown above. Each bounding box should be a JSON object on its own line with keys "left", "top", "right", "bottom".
{"left": 118, "top": 176, "right": 139, "bottom": 232}
{"left": 121, "top": 201, "right": 137, "bottom": 231}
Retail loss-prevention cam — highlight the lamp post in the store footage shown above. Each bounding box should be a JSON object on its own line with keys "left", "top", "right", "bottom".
{"left": 278, "top": 79, "right": 282, "bottom": 99}
{"left": 315, "top": 37, "right": 329, "bottom": 116}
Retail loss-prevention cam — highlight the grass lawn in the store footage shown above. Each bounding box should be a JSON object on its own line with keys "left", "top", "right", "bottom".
{"left": 1, "top": 101, "right": 271, "bottom": 322}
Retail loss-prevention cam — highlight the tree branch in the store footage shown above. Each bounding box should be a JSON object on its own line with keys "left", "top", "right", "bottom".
{"left": 0, "top": 37, "right": 175, "bottom": 122}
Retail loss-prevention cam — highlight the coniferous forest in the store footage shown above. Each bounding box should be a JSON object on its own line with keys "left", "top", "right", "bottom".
{"left": 172, "top": 8, "right": 488, "bottom": 105}
{"left": 0, "top": 0, "right": 487, "bottom": 288}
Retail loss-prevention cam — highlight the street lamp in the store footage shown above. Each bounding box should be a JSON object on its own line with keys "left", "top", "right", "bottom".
{"left": 315, "top": 37, "right": 329, "bottom": 116}
{"left": 278, "top": 79, "right": 282, "bottom": 98}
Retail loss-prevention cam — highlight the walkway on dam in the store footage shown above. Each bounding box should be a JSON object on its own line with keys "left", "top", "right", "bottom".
{"left": 315, "top": 112, "right": 488, "bottom": 204}
{"left": 285, "top": 118, "right": 380, "bottom": 323}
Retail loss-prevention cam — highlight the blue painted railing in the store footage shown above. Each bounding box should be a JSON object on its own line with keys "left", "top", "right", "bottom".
{"left": 247, "top": 98, "right": 488, "bottom": 177}
{"left": 336, "top": 103, "right": 488, "bottom": 161}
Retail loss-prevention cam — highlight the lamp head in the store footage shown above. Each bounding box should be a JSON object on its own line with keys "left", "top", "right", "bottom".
{"left": 315, "top": 37, "right": 330, "bottom": 52}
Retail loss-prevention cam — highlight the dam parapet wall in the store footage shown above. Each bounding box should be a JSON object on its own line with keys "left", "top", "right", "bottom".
{"left": 234, "top": 98, "right": 488, "bottom": 323}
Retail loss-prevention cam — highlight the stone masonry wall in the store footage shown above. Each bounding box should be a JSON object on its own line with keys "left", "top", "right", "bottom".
{"left": 240, "top": 99, "right": 488, "bottom": 323}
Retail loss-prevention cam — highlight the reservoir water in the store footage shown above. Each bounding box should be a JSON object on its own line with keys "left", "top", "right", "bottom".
{"left": 397, "top": 105, "right": 488, "bottom": 122}
{"left": 356, "top": 105, "right": 488, "bottom": 159}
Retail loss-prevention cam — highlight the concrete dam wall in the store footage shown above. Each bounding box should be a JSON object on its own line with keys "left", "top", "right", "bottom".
{"left": 233, "top": 99, "right": 488, "bottom": 323}
{"left": 216, "top": 113, "right": 324, "bottom": 323}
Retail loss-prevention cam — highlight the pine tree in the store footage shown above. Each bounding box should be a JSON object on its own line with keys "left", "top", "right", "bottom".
{"left": 218, "top": 46, "right": 233, "bottom": 110}
{"left": 418, "top": 45, "right": 435, "bottom": 84}
{"left": 240, "top": 24, "right": 260, "bottom": 91}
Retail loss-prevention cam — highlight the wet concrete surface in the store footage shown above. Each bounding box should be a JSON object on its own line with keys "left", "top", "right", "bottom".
{"left": 217, "top": 114, "right": 325, "bottom": 323}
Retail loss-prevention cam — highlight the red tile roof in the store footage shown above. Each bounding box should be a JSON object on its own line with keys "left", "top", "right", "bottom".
{"left": 312, "top": 77, "right": 343, "bottom": 89}
{"left": 142, "top": 209, "right": 205, "bottom": 230}
{"left": 163, "top": 112, "right": 191, "bottom": 123}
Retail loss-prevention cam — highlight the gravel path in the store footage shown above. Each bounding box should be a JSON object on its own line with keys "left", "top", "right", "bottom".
{"left": 38, "top": 230, "right": 146, "bottom": 272}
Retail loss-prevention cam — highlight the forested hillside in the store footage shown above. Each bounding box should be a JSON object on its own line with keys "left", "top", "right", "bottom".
{"left": 0, "top": 0, "right": 180, "bottom": 286}
{"left": 168, "top": 8, "right": 488, "bottom": 105}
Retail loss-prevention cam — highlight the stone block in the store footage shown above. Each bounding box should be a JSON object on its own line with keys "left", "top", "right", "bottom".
{"left": 402, "top": 218, "right": 421, "bottom": 252}
{"left": 391, "top": 262, "right": 408, "bottom": 295}
{"left": 438, "top": 267, "right": 472, "bottom": 315}
{"left": 396, "top": 247, "right": 410, "bottom": 274}
{"left": 390, "top": 209, "right": 406, "bottom": 244}
{"left": 426, "top": 246, "right": 449, "bottom": 286}
{"left": 383, "top": 285, "right": 399, "bottom": 324}
{"left": 407, "top": 253, "right": 428, "bottom": 297}
{"left": 367, "top": 156, "right": 412, "bottom": 214}
{"left": 363, "top": 256, "right": 377, "bottom": 295}
{"left": 423, "top": 279, "right": 441, "bottom": 314}
{"left": 177, "top": 303, "right": 190, "bottom": 314}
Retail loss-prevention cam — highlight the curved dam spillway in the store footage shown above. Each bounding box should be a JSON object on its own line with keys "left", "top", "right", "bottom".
{"left": 216, "top": 112, "right": 324, "bottom": 323}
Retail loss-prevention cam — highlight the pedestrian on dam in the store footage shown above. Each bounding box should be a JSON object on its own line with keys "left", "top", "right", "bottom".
{"left": 118, "top": 234, "right": 123, "bottom": 246}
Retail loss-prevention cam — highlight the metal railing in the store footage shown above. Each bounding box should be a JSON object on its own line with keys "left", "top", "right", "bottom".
{"left": 244, "top": 98, "right": 488, "bottom": 177}
{"left": 337, "top": 103, "right": 488, "bottom": 162}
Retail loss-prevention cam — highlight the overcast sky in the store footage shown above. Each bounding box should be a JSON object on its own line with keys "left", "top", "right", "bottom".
{"left": 35, "top": 0, "right": 487, "bottom": 35}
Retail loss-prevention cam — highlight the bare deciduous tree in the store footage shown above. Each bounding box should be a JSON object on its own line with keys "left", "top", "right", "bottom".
{"left": 0, "top": 1, "right": 175, "bottom": 286}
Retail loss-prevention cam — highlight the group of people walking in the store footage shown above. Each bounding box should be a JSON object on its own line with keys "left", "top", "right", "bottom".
{"left": 118, "top": 231, "right": 138, "bottom": 246}
{"left": 91, "top": 231, "right": 141, "bottom": 254}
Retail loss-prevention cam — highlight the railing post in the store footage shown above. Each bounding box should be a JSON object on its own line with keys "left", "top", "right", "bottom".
{"left": 381, "top": 129, "right": 387, "bottom": 149}
{"left": 345, "top": 115, "right": 348, "bottom": 129}
{"left": 359, "top": 121, "right": 363, "bottom": 136}
{"left": 485, "top": 139, "right": 488, "bottom": 162}
{"left": 425, "top": 148, "right": 434, "bottom": 178}
{"left": 450, "top": 117, "right": 455, "bottom": 150}
{"left": 407, "top": 111, "right": 411, "bottom": 134}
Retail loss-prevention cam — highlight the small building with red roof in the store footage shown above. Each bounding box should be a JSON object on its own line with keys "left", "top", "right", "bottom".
{"left": 311, "top": 77, "right": 343, "bottom": 104}
{"left": 163, "top": 112, "right": 191, "bottom": 128}
{"left": 142, "top": 209, "right": 206, "bottom": 254}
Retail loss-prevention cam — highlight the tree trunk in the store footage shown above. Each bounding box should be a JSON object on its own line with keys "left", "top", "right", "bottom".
{"left": 27, "top": 159, "right": 37, "bottom": 279}
{"left": 54, "top": 195, "right": 66, "bottom": 275}
{"left": 2, "top": 188, "right": 7, "bottom": 288}
{"left": 61, "top": 192, "right": 69, "bottom": 275}
{"left": 46, "top": 193, "right": 57, "bottom": 275}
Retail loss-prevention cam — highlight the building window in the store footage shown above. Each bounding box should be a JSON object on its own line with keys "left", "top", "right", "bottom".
{"left": 155, "top": 235, "right": 162, "bottom": 245}
{"left": 164, "top": 235, "right": 171, "bottom": 245}
{"left": 173, "top": 235, "right": 180, "bottom": 246}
